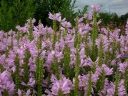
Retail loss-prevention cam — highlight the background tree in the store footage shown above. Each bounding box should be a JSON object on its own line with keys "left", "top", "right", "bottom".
{"left": 97, "top": 11, "right": 119, "bottom": 29}
{"left": 76, "top": 5, "right": 89, "bottom": 17}
{"left": 119, "top": 13, "right": 128, "bottom": 25}
{"left": 0, "top": 0, "right": 37, "bottom": 32}
{"left": 34, "top": 0, "right": 77, "bottom": 26}
{"left": 98, "top": 11, "right": 113, "bottom": 25}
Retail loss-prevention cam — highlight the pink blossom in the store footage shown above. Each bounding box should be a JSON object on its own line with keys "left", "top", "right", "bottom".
{"left": 102, "top": 64, "right": 113, "bottom": 75}
{"left": 0, "top": 71, "right": 15, "bottom": 95}
{"left": 118, "top": 79, "right": 126, "bottom": 96}
{"left": 119, "top": 62, "right": 128, "bottom": 73}
{"left": 48, "top": 12, "right": 61, "bottom": 22}
{"left": 91, "top": 4, "right": 101, "bottom": 12}
{"left": 51, "top": 76, "right": 73, "bottom": 95}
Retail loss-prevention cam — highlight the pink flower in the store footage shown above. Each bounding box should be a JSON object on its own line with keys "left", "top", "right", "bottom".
{"left": 18, "top": 89, "right": 22, "bottom": 96}
{"left": 78, "top": 74, "right": 89, "bottom": 90}
{"left": 0, "top": 71, "right": 15, "bottom": 95}
{"left": 61, "top": 21, "right": 72, "bottom": 28}
{"left": 48, "top": 12, "right": 61, "bottom": 22}
{"left": 118, "top": 79, "right": 126, "bottom": 96}
{"left": 27, "top": 18, "right": 36, "bottom": 24}
{"left": 51, "top": 76, "right": 73, "bottom": 95}
{"left": 0, "top": 31, "right": 4, "bottom": 39}
{"left": 102, "top": 64, "right": 113, "bottom": 75}
{"left": 119, "top": 62, "right": 128, "bottom": 73}
{"left": 0, "top": 54, "right": 5, "bottom": 64}
{"left": 17, "top": 89, "right": 31, "bottom": 96}
{"left": 99, "top": 78, "right": 115, "bottom": 96}
{"left": 92, "top": 73, "right": 99, "bottom": 83}
{"left": 84, "top": 14, "right": 92, "bottom": 20}
{"left": 91, "top": 4, "right": 101, "bottom": 12}
{"left": 25, "top": 89, "right": 31, "bottom": 96}
{"left": 27, "top": 78, "right": 36, "bottom": 87}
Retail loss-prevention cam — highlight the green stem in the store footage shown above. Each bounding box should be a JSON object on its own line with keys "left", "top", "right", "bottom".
{"left": 58, "top": 88, "right": 64, "bottom": 96}
{"left": 63, "top": 45, "right": 71, "bottom": 78}
{"left": 75, "top": 16, "right": 79, "bottom": 48}
{"left": 52, "top": 20, "right": 57, "bottom": 48}
{"left": 28, "top": 18, "right": 34, "bottom": 41}
{"left": 54, "top": 56, "right": 60, "bottom": 79}
{"left": 124, "top": 69, "right": 128, "bottom": 92}
{"left": 98, "top": 38, "right": 103, "bottom": 67}
{"left": 14, "top": 54, "right": 20, "bottom": 92}
{"left": 3, "top": 89, "right": 9, "bottom": 96}
{"left": 114, "top": 71, "right": 119, "bottom": 96}
{"left": 74, "top": 47, "right": 80, "bottom": 96}
{"left": 86, "top": 71, "right": 92, "bottom": 96}
{"left": 23, "top": 49, "right": 31, "bottom": 83}
{"left": 37, "top": 59, "right": 44, "bottom": 96}
{"left": 91, "top": 11, "right": 98, "bottom": 61}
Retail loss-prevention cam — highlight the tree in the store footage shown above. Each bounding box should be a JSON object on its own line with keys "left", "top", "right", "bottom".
{"left": 0, "top": 0, "right": 37, "bottom": 32}
{"left": 98, "top": 11, "right": 119, "bottom": 27}
{"left": 34, "top": 0, "right": 77, "bottom": 26}
{"left": 76, "top": 5, "right": 89, "bottom": 17}
{"left": 119, "top": 13, "right": 128, "bottom": 25}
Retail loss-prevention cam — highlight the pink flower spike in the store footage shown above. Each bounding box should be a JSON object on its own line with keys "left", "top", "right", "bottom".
{"left": 18, "top": 89, "right": 22, "bottom": 96}
{"left": 102, "top": 64, "right": 113, "bottom": 75}
{"left": 51, "top": 76, "right": 73, "bottom": 95}
{"left": 25, "top": 89, "right": 31, "bottom": 96}
{"left": 91, "top": 4, "right": 101, "bottom": 12}
{"left": 48, "top": 12, "right": 61, "bottom": 22}
{"left": 91, "top": 4, "right": 95, "bottom": 11}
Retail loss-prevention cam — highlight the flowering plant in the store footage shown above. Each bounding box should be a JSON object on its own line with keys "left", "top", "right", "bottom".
{"left": 0, "top": 5, "right": 128, "bottom": 96}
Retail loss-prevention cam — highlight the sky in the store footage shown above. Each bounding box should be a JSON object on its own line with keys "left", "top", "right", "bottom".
{"left": 75, "top": 0, "right": 128, "bottom": 16}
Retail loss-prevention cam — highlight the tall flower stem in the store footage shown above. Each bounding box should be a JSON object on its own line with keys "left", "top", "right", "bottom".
{"left": 52, "top": 20, "right": 57, "bottom": 48}
{"left": 54, "top": 56, "right": 60, "bottom": 79}
{"left": 36, "top": 34, "right": 44, "bottom": 96}
{"left": 114, "top": 71, "right": 119, "bottom": 96}
{"left": 75, "top": 16, "right": 79, "bottom": 48}
{"left": 86, "top": 71, "right": 92, "bottom": 96}
{"left": 23, "top": 49, "right": 31, "bottom": 83}
{"left": 91, "top": 11, "right": 98, "bottom": 61}
{"left": 37, "top": 59, "right": 44, "bottom": 96}
{"left": 63, "top": 45, "right": 71, "bottom": 78}
{"left": 14, "top": 54, "right": 20, "bottom": 93}
{"left": 28, "top": 18, "right": 34, "bottom": 41}
{"left": 98, "top": 37, "right": 103, "bottom": 67}
{"left": 124, "top": 69, "right": 128, "bottom": 92}
{"left": 74, "top": 47, "right": 80, "bottom": 96}
{"left": 58, "top": 88, "right": 64, "bottom": 96}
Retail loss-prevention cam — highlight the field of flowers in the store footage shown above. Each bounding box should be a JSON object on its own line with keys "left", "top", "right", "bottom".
{"left": 0, "top": 5, "right": 128, "bottom": 96}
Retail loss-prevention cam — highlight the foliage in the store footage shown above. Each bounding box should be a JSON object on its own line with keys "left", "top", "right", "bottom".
{"left": 34, "top": 0, "right": 77, "bottom": 26}
{"left": 119, "top": 12, "right": 128, "bottom": 25}
{"left": 76, "top": 5, "right": 89, "bottom": 17}
{"left": 0, "top": 0, "right": 37, "bottom": 32}
{"left": 1, "top": 5, "right": 128, "bottom": 96}
{"left": 98, "top": 11, "right": 119, "bottom": 26}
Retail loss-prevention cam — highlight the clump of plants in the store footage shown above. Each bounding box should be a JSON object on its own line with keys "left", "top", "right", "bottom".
{"left": 0, "top": 5, "right": 128, "bottom": 96}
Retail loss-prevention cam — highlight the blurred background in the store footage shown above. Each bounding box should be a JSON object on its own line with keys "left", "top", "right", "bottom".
{"left": 0, "top": 0, "right": 127, "bottom": 32}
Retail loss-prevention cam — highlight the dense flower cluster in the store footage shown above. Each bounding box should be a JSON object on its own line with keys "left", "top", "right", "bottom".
{"left": 0, "top": 71, "right": 15, "bottom": 96}
{"left": 0, "top": 5, "right": 128, "bottom": 96}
